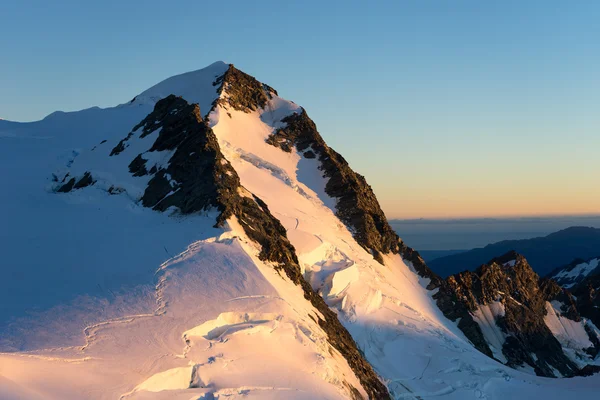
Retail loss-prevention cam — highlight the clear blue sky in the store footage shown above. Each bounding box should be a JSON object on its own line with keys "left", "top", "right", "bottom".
{"left": 2, "top": 1, "right": 599, "bottom": 218}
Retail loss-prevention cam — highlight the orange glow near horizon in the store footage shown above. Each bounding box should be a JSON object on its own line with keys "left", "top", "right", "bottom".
{"left": 377, "top": 181, "right": 600, "bottom": 220}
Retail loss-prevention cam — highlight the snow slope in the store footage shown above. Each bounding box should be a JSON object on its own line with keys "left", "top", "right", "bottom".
{"left": 544, "top": 300, "right": 600, "bottom": 366}
{"left": 2, "top": 62, "right": 600, "bottom": 399}
{"left": 0, "top": 228, "right": 364, "bottom": 399}
{"left": 471, "top": 302, "right": 508, "bottom": 363}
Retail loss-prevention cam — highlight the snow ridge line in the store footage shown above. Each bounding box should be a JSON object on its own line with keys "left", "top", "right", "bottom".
{"left": 81, "top": 235, "right": 235, "bottom": 354}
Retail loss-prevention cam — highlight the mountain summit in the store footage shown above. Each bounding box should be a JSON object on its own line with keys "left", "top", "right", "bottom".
{"left": 1, "top": 63, "right": 600, "bottom": 399}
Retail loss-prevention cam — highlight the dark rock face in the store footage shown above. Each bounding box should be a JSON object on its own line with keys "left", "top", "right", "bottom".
{"left": 57, "top": 171, "right": 94, "bottom": 192}
{"left": 110, "top": 133, "right": 131, "bottom": 156}
{"left": 128, "top": 154, "right": 148, "bottom": 177}
{"left": 57, "top": 177, "right": 76, "bottom": 193}
{"left": 398, "top": 241, "right": 442, "bottom": 289}
{"left": 130, "top": 95, "right": 241, "bottom": 216}
{"left": 438, "top": 252, "right": 600, "bottom": 377}
{"left": 74, "top": 172, "right": 94, "bottom": 189}
{"left": 303, "top": 150, "right": 316, "bottom": 159}
{"left": 211, "top": 64, "right": 277, "bottom": 114}
{"left": 433, "top": 275, "right": 494, "bottom": 358}
{"left": 266, "top": 109, "right": 401, "bottom": 264}
{"left": 575, "top": 364, "right": 600, "bottom": 377}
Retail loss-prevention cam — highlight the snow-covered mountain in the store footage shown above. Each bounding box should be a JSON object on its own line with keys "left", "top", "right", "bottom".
{"left": 549, "top": 257, "right": 600, "bottom": 288}
{"left": 2, "top": 62, "right": 600, "bottom": 399}
{"left": 551, "top": 258, "right": 600, "bottom": 358}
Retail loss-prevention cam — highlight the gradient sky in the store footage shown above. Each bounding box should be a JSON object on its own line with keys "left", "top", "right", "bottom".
{"left": 2, "top": 1, "right": 599, "bottom": 218}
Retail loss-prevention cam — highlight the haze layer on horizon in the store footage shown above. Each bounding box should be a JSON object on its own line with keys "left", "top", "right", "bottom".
{"left": 390, "top": 214, "right": 600, "bottom": 250}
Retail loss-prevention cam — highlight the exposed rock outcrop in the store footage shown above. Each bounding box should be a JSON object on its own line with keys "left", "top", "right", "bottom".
{"left": 266, "top": 109, "right": 401, "bottom": 264}
{"left": 57, "top": 171, "right": 95, "bottom": 192}
{"left": 128, "top": 154, "right": 148, "bottom": 177}
{"left": 438, "top": 251, "right": 600, "bottom": 377}
{"left": 211, "top": 64, "right": 277, "bottom": 114}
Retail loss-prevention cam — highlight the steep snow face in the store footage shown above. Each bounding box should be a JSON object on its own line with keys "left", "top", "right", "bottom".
{"left": 550, "top": 258, "right": 600, "bottom": 288}
{"left": 468, "top": 297, "right": 600, "bottom": 373}
{"left": 543, "top": 301, "right": 600, "bottom": 364}
{"left": 471, "top": 302, "right": 508, "bottom": 363}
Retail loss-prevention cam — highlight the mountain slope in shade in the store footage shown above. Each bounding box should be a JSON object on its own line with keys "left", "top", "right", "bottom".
{"left": 429, "top": 227, "right": 600, "bottom": 277}
{"left": 2, "top": 62, "right": 600, "bottom": 399}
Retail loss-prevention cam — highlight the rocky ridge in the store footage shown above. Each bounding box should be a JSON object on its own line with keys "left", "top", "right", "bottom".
{"left": 265, "top": 109, "right": 403, "bottom": 264}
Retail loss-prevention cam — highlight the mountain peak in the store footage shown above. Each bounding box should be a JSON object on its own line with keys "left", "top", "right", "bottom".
{"left": 489, "top": 250, "right": 521, "bottom": 267}
{"left": 436, "top": 252, "right": 597, "bottom": 377}
{"left": 129, "top": 61, "right": 230, "bottom": 113}
{"left": 51, "top": 90, "right": 391, "bottom": 399}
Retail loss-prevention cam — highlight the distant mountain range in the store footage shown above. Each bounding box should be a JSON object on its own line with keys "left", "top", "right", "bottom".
{"left": 428, "top": 226, "right": 600, "bottom": 277}
{"left": 418, "top": 249, "right": 467, "bottom": 262}
{"left": 390, "top": 215, "right": 600, "bottom": 251}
